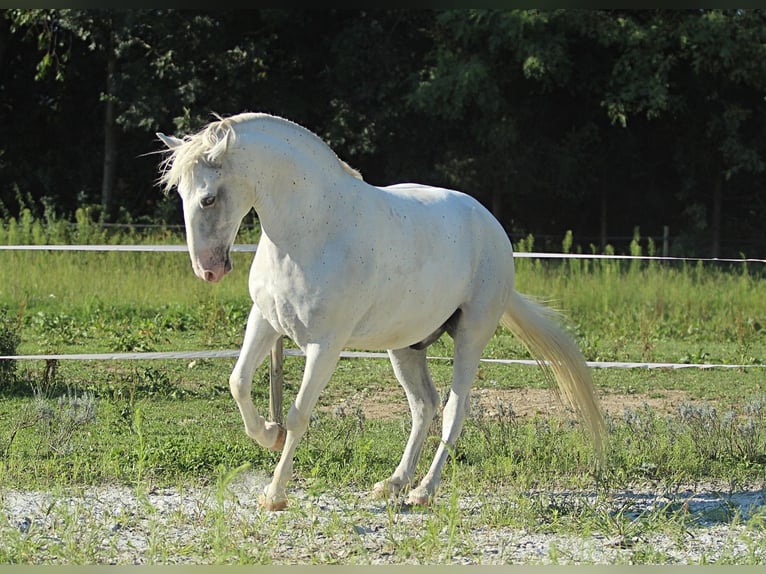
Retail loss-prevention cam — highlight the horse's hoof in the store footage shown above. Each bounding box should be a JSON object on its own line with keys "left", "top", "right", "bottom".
{"left": 259, "top": 493, "right": 288, "bottom": 511}
{"left": 406, "top": 488, "right": 432, "bottom": 507}
{"left": 270, "top": 424, "right": 286, "bottom": 451}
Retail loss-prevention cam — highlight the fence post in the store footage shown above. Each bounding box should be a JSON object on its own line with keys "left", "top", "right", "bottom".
{"left": 269, "top": 337, "right": 283, "bottom": 424}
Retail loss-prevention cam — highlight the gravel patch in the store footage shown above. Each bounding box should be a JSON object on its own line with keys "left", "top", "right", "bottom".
{"left": 2, "top": 474, "right": 765, "bottom": 564}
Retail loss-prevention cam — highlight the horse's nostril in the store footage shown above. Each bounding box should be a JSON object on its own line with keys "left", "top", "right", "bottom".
{"left": 204, "top": 270, "right": 217, "bottom": 282}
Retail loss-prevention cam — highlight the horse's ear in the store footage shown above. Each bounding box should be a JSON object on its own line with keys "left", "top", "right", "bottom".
{"left": 157, "top": 133, "right": 184, "bottom": 149}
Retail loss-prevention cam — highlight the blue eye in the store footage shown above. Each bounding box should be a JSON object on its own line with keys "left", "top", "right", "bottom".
{"left": 200, "top": 195, "right": 216, "bottom": 208}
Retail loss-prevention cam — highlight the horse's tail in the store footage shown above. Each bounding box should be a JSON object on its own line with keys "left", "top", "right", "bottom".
{"left": 501, "top": 290, "right": 606, "bottom": 463}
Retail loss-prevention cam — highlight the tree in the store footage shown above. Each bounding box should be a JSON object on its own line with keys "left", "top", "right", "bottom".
{"left": 3, "top": 10, "right": 282, "bottom": 221}
{"left": 2, "top": 9, "right": 765, "bottom": 256}
{"left": 407, "top": 10, "right": 624, "bottom": 238}
{"left": 601, "top": 9, "right": 766, "bottom": 256}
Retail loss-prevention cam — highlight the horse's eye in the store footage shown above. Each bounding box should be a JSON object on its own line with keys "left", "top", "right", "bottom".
{"left": 200, "top": 195, "right": 216, "bottom": 208}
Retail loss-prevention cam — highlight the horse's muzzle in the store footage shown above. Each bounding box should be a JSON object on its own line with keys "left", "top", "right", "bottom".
{"left": 195, "top": 250, "right": 232, "bottom": 283}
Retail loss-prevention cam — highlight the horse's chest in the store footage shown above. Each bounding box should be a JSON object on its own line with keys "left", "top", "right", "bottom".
{"left": 249, "top": 252, "right": 362, "bottom": 344}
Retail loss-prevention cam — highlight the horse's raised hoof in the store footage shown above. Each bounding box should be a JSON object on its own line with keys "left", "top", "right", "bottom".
{"left": 258, "top": 493, "right": 288, "bottom": 511}
{"left": 372, "top": 479, "right": 404, "bottom": 499}
{"left": 270, "top": 424, "right": 286, "bottom": 451}
{"left": 372, "top": 480, "right": 390, "bottom": 499}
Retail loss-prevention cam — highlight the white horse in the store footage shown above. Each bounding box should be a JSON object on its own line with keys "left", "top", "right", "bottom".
{"left": 157, "top": 112, "right": 605, "bottom": 511}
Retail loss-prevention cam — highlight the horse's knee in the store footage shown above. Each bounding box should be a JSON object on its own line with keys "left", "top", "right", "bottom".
{"left": 228, "top": 374, "right": 250, "bottom": 403}
{"left": 285, "top": 404, "right": 310, "bottom": 434}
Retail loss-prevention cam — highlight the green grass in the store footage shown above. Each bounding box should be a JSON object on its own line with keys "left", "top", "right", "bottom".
{"left": 1, "top": 219, "right": 765, "bottom": 563}
{"left": 1, "top": 380, "right": 763, "bottom": 491}
{"left": 1, "top": 222, "right": 764, "bottom": 486}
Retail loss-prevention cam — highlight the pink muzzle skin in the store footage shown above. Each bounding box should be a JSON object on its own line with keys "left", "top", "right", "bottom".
{"left": 194, "top": 255, "right": 232, "bottom": 283}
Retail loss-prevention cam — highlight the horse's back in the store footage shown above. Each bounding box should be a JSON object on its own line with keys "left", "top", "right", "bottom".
{"left": 375, "top": 182, "right": 513, "bottom": 257}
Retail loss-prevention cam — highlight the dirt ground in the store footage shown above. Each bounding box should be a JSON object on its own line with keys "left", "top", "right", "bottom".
{"left": 323, "top": 385, "right": 696, "bottom": 422}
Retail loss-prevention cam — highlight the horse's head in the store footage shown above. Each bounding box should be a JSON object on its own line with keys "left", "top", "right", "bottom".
{"left": 157, "top": 122, "right": 254, "bottom": 283}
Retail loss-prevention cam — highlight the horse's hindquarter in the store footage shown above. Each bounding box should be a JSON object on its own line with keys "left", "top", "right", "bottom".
{"left": 250, "top": 182, "right": 513, "bottom": 350}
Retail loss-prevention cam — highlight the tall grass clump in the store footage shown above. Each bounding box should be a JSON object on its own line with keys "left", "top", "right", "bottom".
{"left": 512, "top": 230, "right": 765, "bottom": 365}
{"left": 0, "top": 206, "right": 107, "bottom": 246}
{"left": 0, "top": 305, "right": 21, "bottom": 390}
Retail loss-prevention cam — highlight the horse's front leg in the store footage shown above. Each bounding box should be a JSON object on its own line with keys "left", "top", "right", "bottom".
{"left": 229, "top": 305, "right": 285, "bottom": 451}
{"left": 260, "top": 341, "right": 341, "bottom": 511}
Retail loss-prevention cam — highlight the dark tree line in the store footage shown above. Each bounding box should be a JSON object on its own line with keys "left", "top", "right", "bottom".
{"left": 2, "top": 9, "right": 765, "bottom": 257}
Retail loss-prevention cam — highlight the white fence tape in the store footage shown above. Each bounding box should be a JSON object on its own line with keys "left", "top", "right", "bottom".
{"left": 513, "top": 252, "right": 766, "bottom": 264}
{"left": 0, "top": 244, "right": 253, "bottom": 252}
{"left": 0, "top": 348, "right": 762, "bottom": 370}
{"left": 0, "top": 243, "right": 764, "bottom": 263}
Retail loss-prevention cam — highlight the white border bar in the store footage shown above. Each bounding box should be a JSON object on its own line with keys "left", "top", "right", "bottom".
{"left": 0, "top": 243, "right": 763, "bottom": 263}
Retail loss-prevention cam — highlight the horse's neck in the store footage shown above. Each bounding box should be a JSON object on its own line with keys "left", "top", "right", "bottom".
{"left": 256, "top": 181, "right": 348, "bottom": 258}
{"left": 237, "top": 129, "right": 351, "bottom": 250}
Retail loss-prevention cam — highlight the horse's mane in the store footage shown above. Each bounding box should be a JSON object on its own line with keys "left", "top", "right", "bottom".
{"left": 158, "top": 112, "right": 362, "bottom": 193}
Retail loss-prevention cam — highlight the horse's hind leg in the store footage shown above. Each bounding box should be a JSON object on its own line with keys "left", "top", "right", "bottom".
{"left": 372, "top": 347, "right": 440, "bottom": 499}
{"left": 229, "top": 305, "right": 284, "bottom": 450}
{"left": 406, "top": 319, "right": 496, "bottom": 506}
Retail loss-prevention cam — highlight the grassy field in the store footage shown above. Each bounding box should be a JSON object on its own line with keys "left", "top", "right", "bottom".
{"left": 0, "top": 214, "right": 765, "bottom": 563}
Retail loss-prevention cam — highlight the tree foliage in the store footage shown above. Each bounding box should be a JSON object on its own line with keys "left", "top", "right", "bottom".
{"left": 1, "top": 8, "right": 765, "bottom": 257}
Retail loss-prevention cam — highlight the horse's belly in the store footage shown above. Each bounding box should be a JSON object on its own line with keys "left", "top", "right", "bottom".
{"left": 253, "top": 285, "right": 453, "bottom": 351}
{"left": 345, "top": 299, "right": 460, "bottom": 350}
